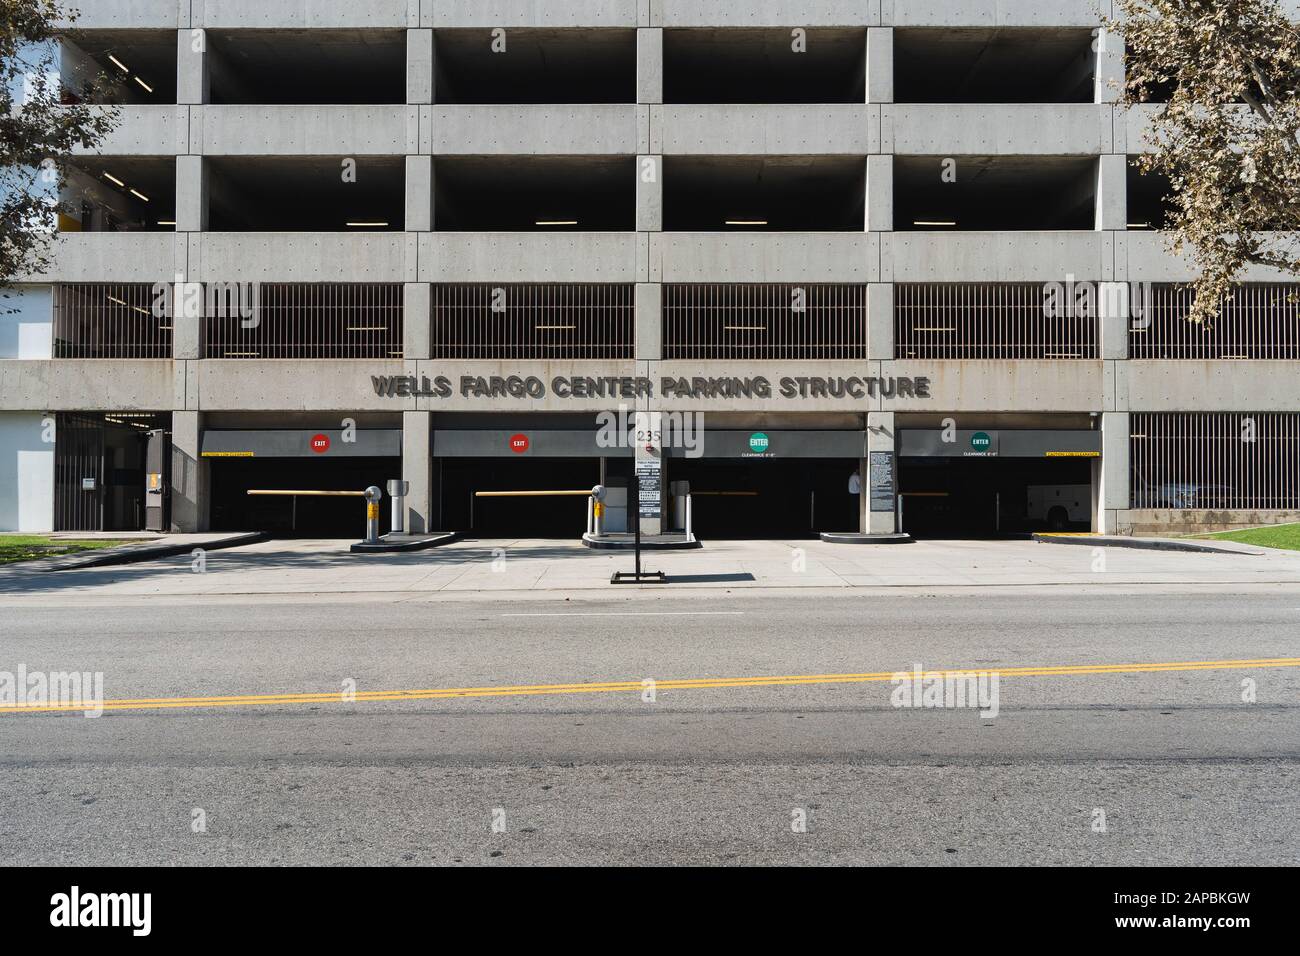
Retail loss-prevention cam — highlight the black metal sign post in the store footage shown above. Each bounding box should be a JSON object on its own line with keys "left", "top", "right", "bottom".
{"left": 611, "top": 460, "right": 667, "bottom": 584}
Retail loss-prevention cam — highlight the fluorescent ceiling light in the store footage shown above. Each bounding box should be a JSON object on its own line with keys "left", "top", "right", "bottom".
{"left": 223, "top": 351, "right": 260, "bottom": 357}
{"left": 535, "top": 220, "right": 577, "bottom": 226}
{"left": 723, "top": 325, "right": 766, "bottom": 331}
{"left": 129, "top": 188, "right": 149, "bottom": 202}
{"left": 725, "top": 219, "right": 767, "bottom": 226}
{"left": 102, "top": 172, "right": 125, "bottom": 187}
{"left": 346, "top": 326, "right": 387, "bottom": 332}
{"left": 1044, "top": 352, "right": 1082, "bottom": 358}
{"left": 106, "top": 295, "right": 127, "bottom": 306}
{"left": 535, "top": 324, "right": 577, "bottom": 330}
{"left": 156, "top": 220, "right": 175, "bottom": 226}
{"left": 912, "top": 326, "right": 955, "bottom": 332}
{"left": 913, "top": 220, "right": 956, "bottom": 227}
{"left": 346, "top": 221, "right": 388, "bottom": 227}
{"left": 107, "top": 55, "right": 129, "bottom": 73}
{"left": 133, "top": 77, "right": 153, "bottom": 93}
{"left": 1127, "top": 223, "right": 1151, "bottom": 229}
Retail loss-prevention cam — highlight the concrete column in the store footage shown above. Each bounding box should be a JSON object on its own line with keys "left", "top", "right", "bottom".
{"left": 866, "top": 28, "right": 893, "bottom": 104}
{"left": 1095, "top": 28, "right": 1124, "bottom": 104}
{"left": 402, "top": 410, "right": 434, "bottom": 534}
{"left": 634, "top": 281, "right": 661, "bottom": 361}
{"left": 865, "top": 154, "right": 892, "bottom": 233}
{"left": 864, "top": 411, "right": 896, "bottom": 534}
{"left": 634, "top": 411, "right": 664, "bottom": 536}
{"left": 176, "top": 28, "right": 208, "bottom": 105}
{"left": 405, "top": 155, "right": 433, "bottom": 232}
{"left": 637, "top": 155, "right": 662, "bottom": 232}
{"left": 176, "top": 154, "right": 207, "bottom": 234}
{"left": 1096, "top": 153, "right": 1126, "bottom": 231}
{"left": 1096, "top": 411, "right": 1130, "bottom": 534}
{"left": 403, "top": 282, "right": 430, "bottom": 360}
{"left": 637, "top": 28, "right": 663, "bottom": 104}
{"left": 170, "top": 409, "right": 209, "bottom": 532}
{"left": 407, "top": 28, "right": 433, "bottom": 104}
{"left": 867, "top": 282, "right": 894, "bottom": 361}
{"left": 1098, "top": 282, "right": 1129, "bottom": 360}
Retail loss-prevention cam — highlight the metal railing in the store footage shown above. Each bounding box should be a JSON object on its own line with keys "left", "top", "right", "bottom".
{"left": 207, "top": 283, "right": 403, "bottom": 359}
{"left": 663, "top": 283, "right": 867, "bottom": 360}
{"left": 1130, "top": 412, "right": 1300, "bottom": 510}
{"left": 1130, "top": 284, "right": 1300, "bottom": 360}
{"left": 895, "top": 283, "right": 1098, "bottom": 359}
{"left": 53, "top": 284, "right": 172, "bottom": 358}
{"left": 432, "top": 283, "right": 633, "bottom": 359}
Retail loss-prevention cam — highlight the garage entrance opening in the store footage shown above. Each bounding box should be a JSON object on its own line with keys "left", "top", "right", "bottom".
{"left": 210, "top": 456, "right": 398, "bottom": 536}
{"left": 899, "top": 456, "right": 1092, "bottom": 537}
{"left": 441, "top": 457, "right": 600, "bottom": 537}
{"left": 669, "top": 457, "right": 859, "bottom": 538}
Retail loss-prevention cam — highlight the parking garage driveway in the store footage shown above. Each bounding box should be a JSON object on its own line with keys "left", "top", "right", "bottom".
{"left": 3, "top": 535, "right": 1300, "bottom": 604}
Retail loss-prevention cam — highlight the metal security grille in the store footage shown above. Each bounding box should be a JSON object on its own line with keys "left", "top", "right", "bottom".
{"left": 431, "top": 284, "right": 633, "bottom": 359}
{"left": 206, "top": 283, "right": 403, "bottom": 359}
{"left": 53, "top": 284, "right": 172, "bottom": 358}
{"left": 53, "top": 414, "right": 105, "bottom": 531}
{"left": 1130, "top": 413, "right": 1300, "bottom": 510}
{"left": 895, "top": 283, "right": 1098, "bottom": 359}
{"left": 1130, "top": 284, "right": 1300, "bottom": 359}
{"left": 663, "top": 284, "right": 866, "bottom": 360}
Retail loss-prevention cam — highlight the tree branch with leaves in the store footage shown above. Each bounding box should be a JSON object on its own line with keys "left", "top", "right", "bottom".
{"left": 1111, "top": 0, "right": 1300, "bottom": 324}
{"left": 1, "top": 0, "right": 118, "bottom": 289}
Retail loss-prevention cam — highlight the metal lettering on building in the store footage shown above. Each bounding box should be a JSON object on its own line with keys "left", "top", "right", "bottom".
{"left": 369, "top": 374, "right": 932, "bottom": 402}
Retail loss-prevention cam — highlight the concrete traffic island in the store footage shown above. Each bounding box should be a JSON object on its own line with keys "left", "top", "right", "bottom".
{"left": 350, "top": 532, "right": 458, "bottom": 554}
{"left": 582, "top": 532, "right": 701, "bottom": 551}
{"left": 819, "top": 532, "right": 914, "bottom": 544}
{"left": 1032, "top": 533, "right": 1265, "bottom": 556}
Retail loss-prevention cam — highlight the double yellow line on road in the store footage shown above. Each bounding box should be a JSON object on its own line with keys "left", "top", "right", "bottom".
{"left": 2, "top": 657, "right": 1298, "bottom": 716}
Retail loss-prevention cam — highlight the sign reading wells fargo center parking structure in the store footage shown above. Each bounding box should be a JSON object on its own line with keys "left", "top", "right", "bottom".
{"left": 370, "top": 374, "right": 933, "bottom": 401}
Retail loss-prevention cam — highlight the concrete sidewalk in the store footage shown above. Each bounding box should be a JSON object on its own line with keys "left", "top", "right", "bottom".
{"left": 3, "top": 535, "right": 1300, "bottom": 603}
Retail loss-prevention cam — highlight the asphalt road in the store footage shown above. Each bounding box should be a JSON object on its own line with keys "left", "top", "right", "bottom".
{"left": 2, "top": 589, "right": 1298, "bottom": 865}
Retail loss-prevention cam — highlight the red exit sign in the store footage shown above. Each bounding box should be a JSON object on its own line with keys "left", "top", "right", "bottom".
{"left": 509, "top": 433, "right": 529, "bottom": 454}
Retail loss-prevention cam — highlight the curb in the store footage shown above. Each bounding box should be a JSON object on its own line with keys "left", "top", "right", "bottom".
{"left": 42, "top": 532, "right": 268, "bottom": 571}
{"left": 1032, "top": 533, "right": 1264, "bottom": 556}
{"left": 819, "top": 532, "right": 914, "bottom": 544}
{"left": 582, "top": 533, "right": 702, "bottom": 551}
{"left": 350, "top": 532, "right": 459, "bottom": 554}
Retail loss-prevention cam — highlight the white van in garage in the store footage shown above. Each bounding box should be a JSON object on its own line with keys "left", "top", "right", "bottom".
{"left": 1026, "top": 484, "right": 1090, "bottom": 530}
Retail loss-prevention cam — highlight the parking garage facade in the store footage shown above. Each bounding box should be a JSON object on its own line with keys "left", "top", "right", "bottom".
{"left": 2, "top": 1, "right": 1299, "bottom": 540}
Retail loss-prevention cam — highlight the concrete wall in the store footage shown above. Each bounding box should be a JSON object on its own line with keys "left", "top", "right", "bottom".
{"left": 0, "top": 412, "right": 54, "bottom": 533}
{"left": 0, "top": 286, "right": 53, "bottom": 360}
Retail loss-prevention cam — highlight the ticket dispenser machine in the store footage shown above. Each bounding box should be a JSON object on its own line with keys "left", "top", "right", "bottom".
{"left": 144, "top": 428, "right": 170, "bottom": 532}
